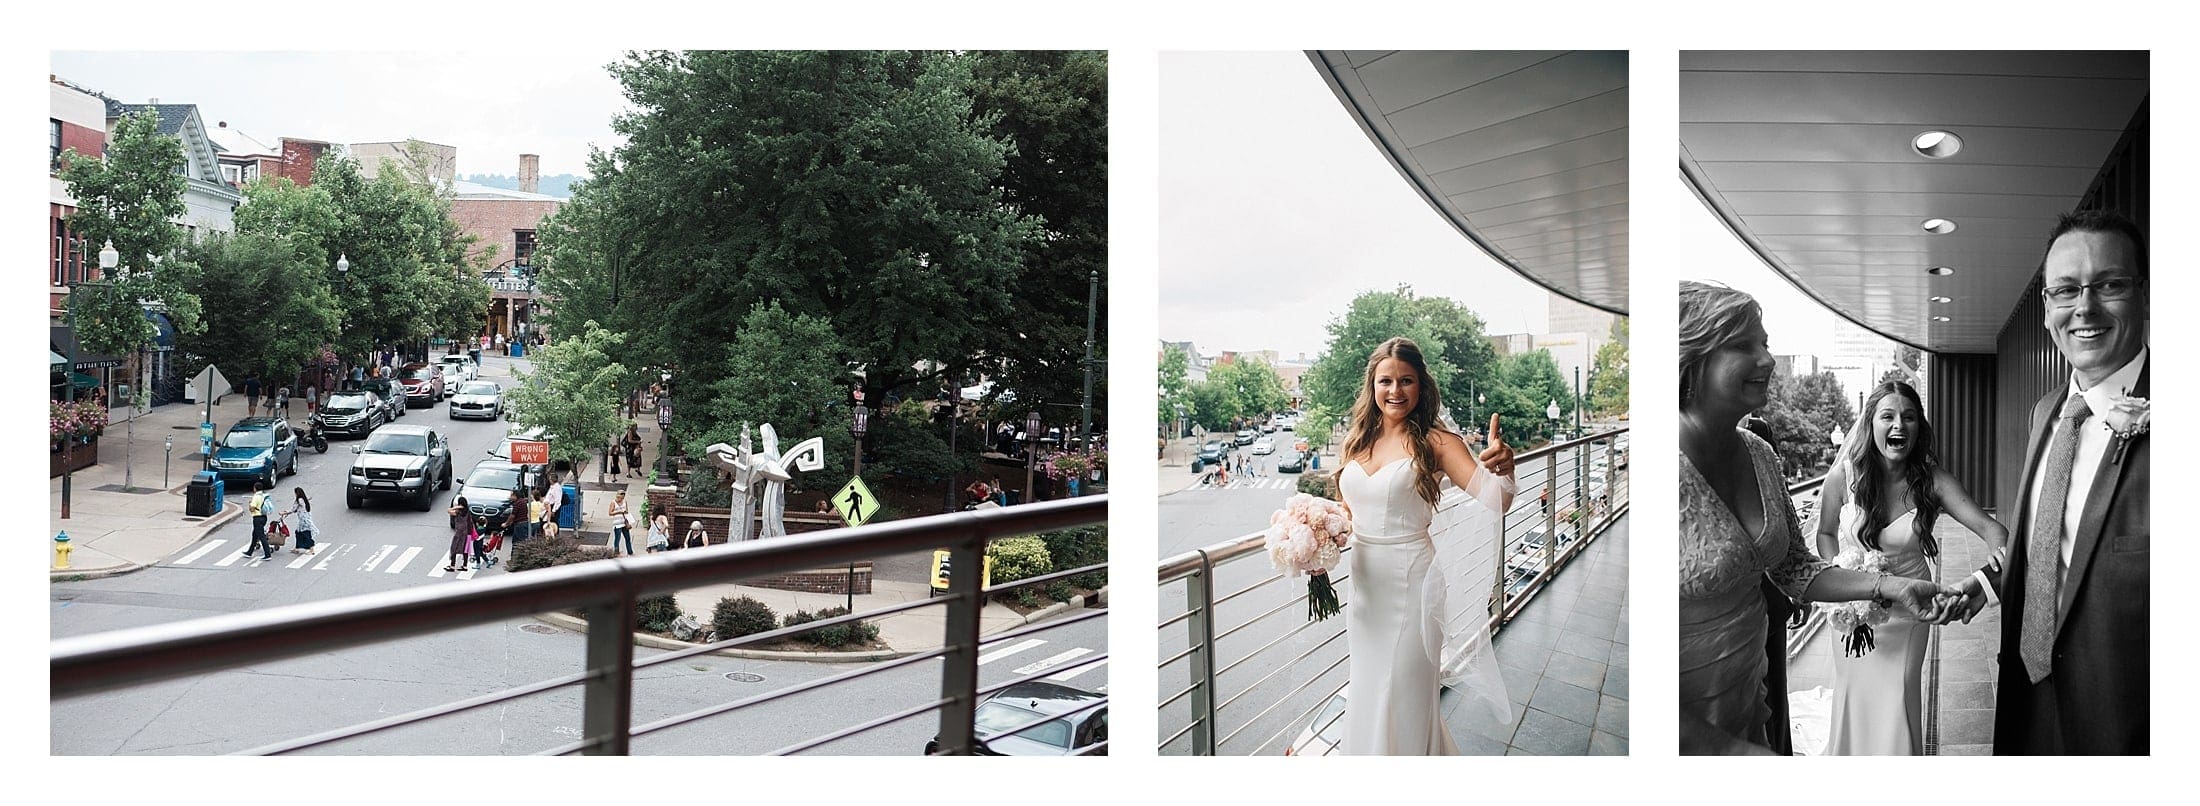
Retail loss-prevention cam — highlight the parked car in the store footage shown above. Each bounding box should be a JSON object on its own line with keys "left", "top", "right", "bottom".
{"left": 1285, "top": 694, "right": 1346, "bottom": 756}
{"left": 315, "top": 390, "right": 394, "bottom": 438}
{"left": 361, "top": 376, "right": 408, "bottom": 417}
{"left": 1251, "top": 437, "right": 1276, "bottom": 455}
{"left": 1234, "top": 429, "right": 1257, "bottom": 446}
{"left": 439, "top": 362, "right": 467, "bottom": 391}
{"left": 924, "top": 681, "right": 1107, "bottom": 756}
{"left": 347, "top": 423, "right": 453, "bottom": 510}
{"left": 1260, "top": 422, "right": 1277, "bottom": 434}
{"left": 398, "top": 362, "right": 444, "bottom": 406}
{"left": 457, "top": 459, "right": 539, "bottom": 525}
{"left": 1278, "top": 450, "right": 1311, "bottom": 473}
{"left": 448, "top": 380, "right": 504, "bottom": 421}
{"left": 205, "top": 417, "right": 299, "bottom": 488}
{"left": 1196, "top": 440, "right": 1227, "bottom": 466}
{"left": 436, "top": 353, "right": 478, "bottom": 381}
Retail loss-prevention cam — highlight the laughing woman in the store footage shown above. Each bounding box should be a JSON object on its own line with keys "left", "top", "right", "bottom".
{"left": 1678, "top": 282, "right": 1961, "bottom": 754}
{"left": 1815, "top": 380, "right": 2006, "bottom": 755}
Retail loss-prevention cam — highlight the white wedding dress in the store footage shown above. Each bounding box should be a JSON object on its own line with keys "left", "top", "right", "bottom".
{"left": 1823, "top": 500, "right": 1933, "bottom": 755}
{"left": 1339, "top": 455, "right": 1513, "bottom": 755}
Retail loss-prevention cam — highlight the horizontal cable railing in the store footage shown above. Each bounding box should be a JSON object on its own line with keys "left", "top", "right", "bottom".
{"left": 1157, "top": 429, "right": 1627, "bottom": 755}
{"left": 53, "top": 495, "right": 1108, "bottom": 756}
{"left": 1784, "top": 474, "right": 1832, "bottom": 659}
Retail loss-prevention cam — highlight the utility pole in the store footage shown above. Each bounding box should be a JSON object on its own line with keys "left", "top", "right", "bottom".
{"left": 1080, "top": 269, "right": 1098, "bottom": 447}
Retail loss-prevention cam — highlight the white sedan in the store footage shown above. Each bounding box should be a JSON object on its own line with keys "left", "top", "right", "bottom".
{"left": 1251, "top": 437, "right": 1276, "bottom": 455}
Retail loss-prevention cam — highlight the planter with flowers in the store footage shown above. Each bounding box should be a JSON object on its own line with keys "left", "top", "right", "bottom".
{"left": 50, "top": 398, "right": 108, "bottom": 477}
{"left": 1039, "top": 448, "right": 1108, "bottom": 496}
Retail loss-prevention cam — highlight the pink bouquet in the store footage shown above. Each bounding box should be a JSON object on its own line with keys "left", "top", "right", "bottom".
{"left": 1265, "top": 493, "right": 1353, "bottom": 621}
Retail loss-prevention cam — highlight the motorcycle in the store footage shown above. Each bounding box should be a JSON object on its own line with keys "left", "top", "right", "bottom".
{"left": 304, "top": 417, "right": 329, "bottom": 454}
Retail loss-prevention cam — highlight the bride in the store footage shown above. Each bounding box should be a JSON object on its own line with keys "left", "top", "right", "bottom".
{"left": 1815, "top": 380, "right": 2007, "bottom": 755}
{"left": 1336, "top": 337, "right": 1517, "bottom": 754}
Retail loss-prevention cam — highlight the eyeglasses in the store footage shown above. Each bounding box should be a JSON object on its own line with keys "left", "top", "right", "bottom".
{"left": 2041, "top": 277, "right": 2142, "bottom": 306}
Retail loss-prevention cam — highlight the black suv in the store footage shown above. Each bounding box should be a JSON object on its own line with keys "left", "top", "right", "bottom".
{"left": 317, "top": 389, "right": 394, "bottom": 438}
{"left": 346, "top": 423, "right": 453, "bottom": 510}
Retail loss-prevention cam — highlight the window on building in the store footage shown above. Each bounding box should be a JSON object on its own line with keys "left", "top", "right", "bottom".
{"left": 244, "top": 163, "right": 259, "bottom": 184}
{"left": 513, "top": 230, "right": 537, "bottom": 268}
{"left": 52, "top": 218, "right": 65, "bottom": 285}
{"left": 222, "top": 164, "right": 240, "bottom": 185}
{"left": 50, "top": 119, "right": 63, "bottom": 172}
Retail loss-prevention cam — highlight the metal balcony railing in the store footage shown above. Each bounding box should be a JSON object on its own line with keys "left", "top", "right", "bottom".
{"left": 1157, "top": 429, "right": 1628, "bottom": 755}
{"left": 52, "top": 495, "right": 1108, "bottom": 755}
{"left": 1784, "top": 474, "right": 1832, "bottom": 658}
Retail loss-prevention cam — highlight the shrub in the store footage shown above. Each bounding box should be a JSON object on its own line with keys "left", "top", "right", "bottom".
{"left": 986, "top": 536, "right": 1054, "bottom": 607}
{"left": 1040, "top": 525, "right": 1107, "bottom": 591}
{"left": 713, "top": 595, "right": 777, "bottom": 639}
{"left": 635, "top": 594, "right": 683, "bottom": 633}
{"left": 509, "top": 536, "right": 591, "bottom": 572}
{"left": 783, "top": 606, "right": 880, "bottom": 649}
{"left": 1296, "top": 469, "right": 1339, "bottom": 500}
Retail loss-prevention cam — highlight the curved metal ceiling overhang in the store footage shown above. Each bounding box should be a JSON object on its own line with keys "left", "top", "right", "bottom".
{"left": 1311, "top": 50, "right": 1628, "bottom": 315}
{"left": 1681, "top": 51, "right": 2146, "bottom": 354}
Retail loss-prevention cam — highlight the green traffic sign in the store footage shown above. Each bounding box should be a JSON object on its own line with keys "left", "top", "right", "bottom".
{"left": 832, "top": 476, "right": 881, "bottom": 527}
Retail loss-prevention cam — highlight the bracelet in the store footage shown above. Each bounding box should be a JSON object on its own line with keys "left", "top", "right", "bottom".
{"left": 1871, "top": 572, "right": 1891, "bottom": 605}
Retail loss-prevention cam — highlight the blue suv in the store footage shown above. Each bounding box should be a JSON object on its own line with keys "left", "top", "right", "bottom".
{"left": 207, "top": 417, "right": 300, "bottom": 488}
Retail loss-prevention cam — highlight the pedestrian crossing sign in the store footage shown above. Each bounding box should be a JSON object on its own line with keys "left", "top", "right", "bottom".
{"left": 832, "top": 476, "right": 881, "bottom": 527}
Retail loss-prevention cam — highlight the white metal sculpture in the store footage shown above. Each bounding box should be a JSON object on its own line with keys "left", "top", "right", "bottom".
{"left": 705, "top": 422, "right": 826, "bottom": 541}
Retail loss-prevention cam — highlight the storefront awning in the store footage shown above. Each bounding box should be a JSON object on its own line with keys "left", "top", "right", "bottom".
{"left": 144, "top": 310, "right": 176, "bottom": 352}
{"left": 50, "top": 325, "right": 123, "bottom": 370}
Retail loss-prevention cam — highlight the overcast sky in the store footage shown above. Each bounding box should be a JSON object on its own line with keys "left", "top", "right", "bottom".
{"left": 1157, "top": 51, "right": 1555, "bottom": 362}
{"left": 1673, "top": 178, "right": 1874, "bottom": 359}
{"left": 49, "top": 51, "right": 630, "bottom": 180}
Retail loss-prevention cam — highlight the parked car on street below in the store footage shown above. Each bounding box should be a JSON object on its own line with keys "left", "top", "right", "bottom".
{"left": 398, "top": 362, "right": 444, "bottom": 406}
{"left": 457, "top": 459, "right": 538, "bottom": 525}
{"left": 924, "top": 681, "right": 1107, "bottom": 755}
{"left": 436, "top": 353, "right": 478, "bottom": 382}
{"left": 1278, "top": 450, "right": 1312, "bottom": 473}
{"left": 1251, "top": 437, "right": 1276, "bottom": 455}
{"left": 360, "top": 377, "right": 408, "bottom": 416}
{"left": 1234, "top": 429, "right": 1257, "bottom": 445}
{"left": 206, "top": 417, "right": 299, "bottom": 488}
{"left": 316, "top": 390, "right": 393, "bottom": 438}
{"left": 1196, "top": 440, "right": 1227, "bottom": 466}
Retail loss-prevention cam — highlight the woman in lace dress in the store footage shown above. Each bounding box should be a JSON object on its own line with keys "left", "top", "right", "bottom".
{"left": 1336, "top": 337, "right": 1515, "bottom": 755}
{"left": 1678, "top": 282, "right": 1958, "bottom": 754}
{"left": 1815, "top": 380, "right": 2006, "bottom": 755}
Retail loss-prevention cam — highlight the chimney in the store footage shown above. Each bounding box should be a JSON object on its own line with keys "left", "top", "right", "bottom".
{"left": 519, "top": 154, "right": 540, "bottom": 194}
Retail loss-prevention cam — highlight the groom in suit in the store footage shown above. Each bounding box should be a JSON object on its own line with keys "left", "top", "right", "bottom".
{"left": 1951, "top": 209, "right": 2148, "bottom": 755}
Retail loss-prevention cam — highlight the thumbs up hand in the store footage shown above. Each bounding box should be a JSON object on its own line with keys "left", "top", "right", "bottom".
{"left": 1478, "top": 413, "right": 1515, "bottom": 476}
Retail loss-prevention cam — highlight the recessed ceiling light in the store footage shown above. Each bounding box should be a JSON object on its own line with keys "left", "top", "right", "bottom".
{"left": 1930, "top": 296, "right": 1952, "bottom": 304}
{"left": 1922, "top": 219, "right": 1957, "bottom": 234}
{"left": 1913, "top": 130, "right": 1964, "bottom": 159}
{"left": 1932, "top": 315, "right": 1951, "bottom": 322}
{"left": 1928, "top": 266, "right": 1955, "bottom": 276}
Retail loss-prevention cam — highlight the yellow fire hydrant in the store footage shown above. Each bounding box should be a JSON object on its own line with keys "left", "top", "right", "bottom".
{"left": 53, "top": 530, "right": 73, "bottom": 570}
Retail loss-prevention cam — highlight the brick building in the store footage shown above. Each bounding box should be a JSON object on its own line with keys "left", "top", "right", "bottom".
{"left": 450, "top": 154, "right": 561, "bottom": 341}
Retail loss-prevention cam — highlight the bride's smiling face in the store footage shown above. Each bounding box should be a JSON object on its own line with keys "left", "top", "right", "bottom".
{"left": 1870, "top": 393, "right": 1924, "bottom": 464}
{"left": 1371, "top": 357, "right": 1421, "bottom": 423}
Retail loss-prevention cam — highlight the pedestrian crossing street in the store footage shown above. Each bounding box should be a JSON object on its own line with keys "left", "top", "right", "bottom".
{"left": 168, "top": 538, "right": 495, "bottom": 580}
{"left": 974, "top": 636, "right": 1109, "bottom": 691}
{"left": 1201, "top": 476, "right": 1298, "bottom": 491}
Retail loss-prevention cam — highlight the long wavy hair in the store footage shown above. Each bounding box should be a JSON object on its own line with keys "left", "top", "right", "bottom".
{"left": 1844, "top": 380, "right": 1941, "bottom": 556}
{"left": 1342, "top": 337, "right": 1446, "bottom": 508}
{"left": 1678, "top": 281, "right": 1763, "bottom": 411}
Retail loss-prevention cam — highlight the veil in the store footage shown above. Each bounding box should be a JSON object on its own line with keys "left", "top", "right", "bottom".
{"left": 1423, "top": 455, "right": 1518, "bottom": 726}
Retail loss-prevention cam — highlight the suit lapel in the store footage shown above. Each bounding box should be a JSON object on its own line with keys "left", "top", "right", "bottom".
{"left": 2057, "top": 362, "right": 2147, "bottom": 626}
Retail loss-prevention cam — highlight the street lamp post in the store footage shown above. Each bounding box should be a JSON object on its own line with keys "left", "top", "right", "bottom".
{"left": 1574, "top": 366, "right": 1584, "bottom": 436}
{"left": 849, "top": 403, "right": 871, "bottom": 613}
{"left": 334, "top": 254, "right": 350, "bottom": 389}
{"left": 1023, "top": 410, "right": 1042, "bottom": 505}
{"left": 1546, "top": 398, "right": 1561, "bottom": 444}
{"left": 1080, "top": 269, "right": 1098, "bottom": 448}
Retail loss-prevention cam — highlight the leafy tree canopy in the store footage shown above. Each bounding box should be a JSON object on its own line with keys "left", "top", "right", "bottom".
{"left": 506, "top": 320, "right": 628, "bottom": 470}
{"left": 174, "top": 233, "right": 341, "bottom": 384}
{"left": 60, "top": 110, "right": 203, "bottom": 358}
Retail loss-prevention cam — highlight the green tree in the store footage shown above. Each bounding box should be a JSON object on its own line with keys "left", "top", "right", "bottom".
{"left": 59, "top": 110, "right": 204, "bottom": 359}
{"left": 174, "top": 233, "right": 341, "bottom": 384}
{"left": 1186, "top": 380, "right": 1236, "bottom": 433}
{"left": 1207, "top": 358, "right": 1288, "bottom": 425}
{"left": 538, "top": 51, "right": 1078, "bottom": 480}
{"left": 1499, "top": 350, "right": 1572, "bottom": 444}
{"left": 694, "top": 301, "right": 855, "bottom": 493}
{"left": 506, "top": 320, "right": 627, "bottom": 471}
{"left": 1158, "top": 344, "right": 1194, "bottom": 435}
{"left": 1760, "top": 370, "right": 1856, "bottom": 479}
{"left": 1301, "top": 287, "right": 1446, "bottom": 436}
{"left": 1589, "top": 318, "right": 1630, "bottom": 417}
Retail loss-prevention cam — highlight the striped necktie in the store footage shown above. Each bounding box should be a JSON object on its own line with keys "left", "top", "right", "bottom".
{"left": 2019, "top": 393, "right": 2091, "bottom": 683}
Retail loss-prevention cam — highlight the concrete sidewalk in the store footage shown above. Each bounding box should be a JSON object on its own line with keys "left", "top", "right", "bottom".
{"left": 49, "top": 393, "right": 251, "bottom": 579}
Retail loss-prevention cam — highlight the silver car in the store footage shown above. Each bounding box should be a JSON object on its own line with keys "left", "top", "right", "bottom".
{"left": 448, "top": 379, "right": 504, "bottom": 420}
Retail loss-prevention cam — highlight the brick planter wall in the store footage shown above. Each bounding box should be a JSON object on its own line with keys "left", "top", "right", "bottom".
{"left": 50, "top": 439, "right": 98, "bottom": 478}
{"left": 664, "top": 505, "right": 869, "bottom": 594}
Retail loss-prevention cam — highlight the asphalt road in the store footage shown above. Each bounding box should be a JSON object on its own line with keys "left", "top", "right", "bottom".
{"left": 52, "top": 355, "right": 1111, "bottom": 755}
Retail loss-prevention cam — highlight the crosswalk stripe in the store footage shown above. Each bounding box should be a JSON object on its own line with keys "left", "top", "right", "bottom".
{"left": 214, "top": 547, "right": 250, "bottom": 567}
{"left": 977, "top": 638, "right": 1047, "bottom": 666}
{"left": 1048, "top": 658, "right": 1108, "bottom": 682}
{"left": 384, "top": 546, "right": 424, "bottom": 574}
{"left": 312, "top": 546, "right": 344, "bottom": 570}
{"left": 174, "top": 540, "right": 225, "bottom": 565}
{"left": 285, "top": 552, "right": 314, "bottom": 569}
{"left": 427, "top": 561, "right": 449, "bottom": 578}
{"left": 456, "top": 566, "right": 478, "bottom": 580}
{"left": 1012, "top": 647, "right": 1093, "bottom": 676}
{"left": 359, "top": 545, "right": 395, "bottom": 573}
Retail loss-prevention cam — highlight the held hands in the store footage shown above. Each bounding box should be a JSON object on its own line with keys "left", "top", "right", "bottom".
{"left": 1478, "top": 413, "right": 1516, "bottom": 476}
{"left": 1923, "top": 579, "right": 1991, "bottom": 625}
{"left": 1885, "top": 577, "right": 1966, "bottom": 623}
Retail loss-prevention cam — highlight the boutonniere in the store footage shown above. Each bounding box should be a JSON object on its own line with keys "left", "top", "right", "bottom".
{"left": 2103, "top": 391, "right": 2149, "bottom": 464}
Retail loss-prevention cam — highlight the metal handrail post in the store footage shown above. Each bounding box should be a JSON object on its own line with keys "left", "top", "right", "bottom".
{"left": 1543, "top": 449, "right": 1558, "bottom": 567}
{"left": 581, "top": 592, "right": 636, "bottom": 755}
{"left": 936, "top": 530, "right": 986, "bottom": 754}
{"left": 1185, "top": 550, "right": 1219, "bottom": 755}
